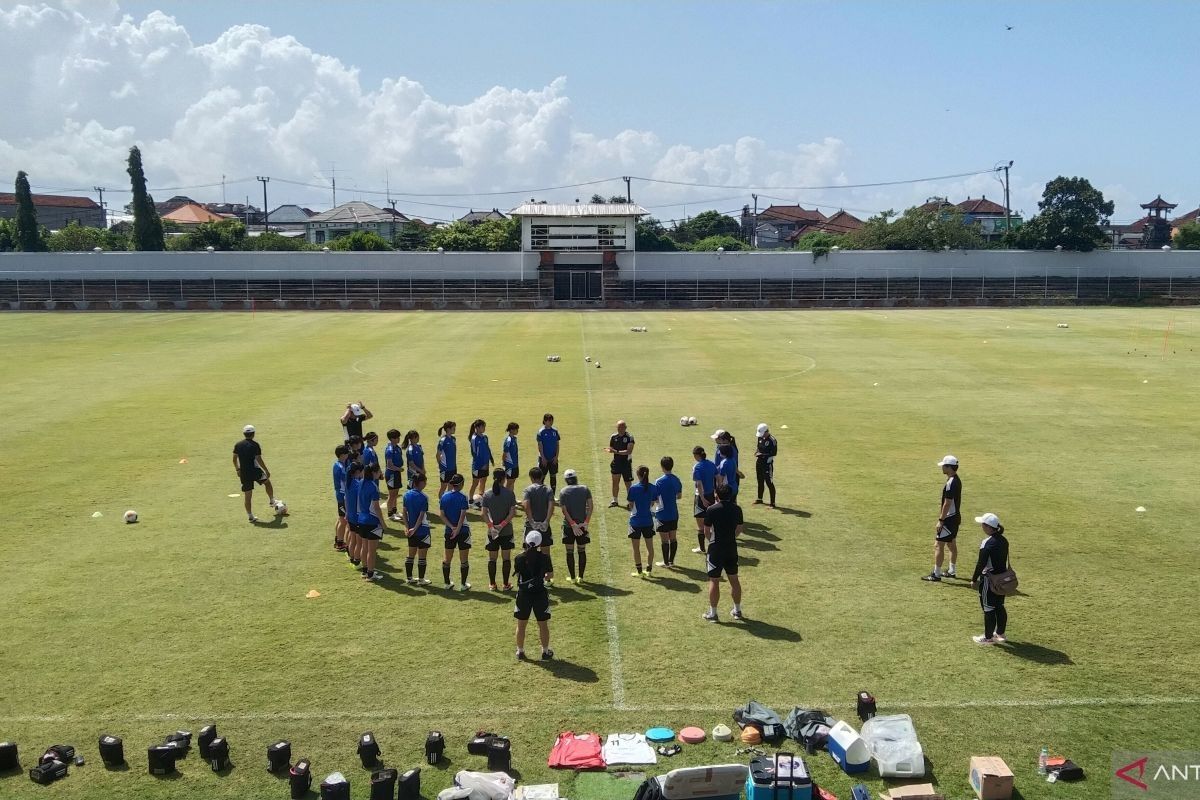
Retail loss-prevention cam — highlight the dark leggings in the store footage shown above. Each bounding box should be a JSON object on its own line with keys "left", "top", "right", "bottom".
{"left": 980, "top": 580, "right": 1007, "bottom": 638}
{"left": 756, "top": 459, "right": 776, "bottom": 504}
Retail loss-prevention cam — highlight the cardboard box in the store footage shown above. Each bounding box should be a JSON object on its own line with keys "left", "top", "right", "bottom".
{"left": 969, "top": 756, "right": 1014, "bottom": 800}
{"left": 878, "top": 784, "right": 944, "bottom": 800}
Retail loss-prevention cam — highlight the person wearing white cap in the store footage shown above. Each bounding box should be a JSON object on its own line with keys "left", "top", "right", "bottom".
{"left": 606, "top": 420, "right": 635, "bottom": 507}
{"left": 753, "top": 423, "right": 778, "bottom": 507}
{"left": 558, "top": 468, "right": 593, "bottom": 583}
{"left": 232, "top": 425, "right": 277, "bottom": 522}
{"left": 922, "top": 455, "right": 962, "bottom": 582}
{"left": 513, "top": 530, "right": 553, "bottom": 661}
{"left": 340, "top": 401, "right": 373, "bottom": 443}
{"left": 970, "top": 513, "right": 1010, "bottom": 644}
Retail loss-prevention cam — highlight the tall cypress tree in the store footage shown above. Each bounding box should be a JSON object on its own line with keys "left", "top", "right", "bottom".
{"left": 127, "top": 146, "right": 164, "bottom": 251}
{"left": 14, "top": 171, "right": 43, "bottom": 252}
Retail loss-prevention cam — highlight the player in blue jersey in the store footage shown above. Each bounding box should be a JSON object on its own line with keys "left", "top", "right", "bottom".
{"left": 402, "top": 472, "right": 433, "bottom": 585}
{"left": 357, "top": 463, "right": 387, "bottom": 581}
{"left": 691, "top": 446, "right": 718, "bottom": 554}
{"left": 439, "top": 473, "right": 472, "bottom": 591}
{"left": 536, "top": 413, "right": 561, "bottom": 497}
{"left": 716, "top": 444, "right": 740, "bottom": 499}
{"left": 502, "top": 422, "right": 520, "bottom": 490}
{"left": 362, "top": 431, "right": 381, "bottom": 479}
{"left": 343, "top": 460, "right": 365, "bottom": 568}
{"left": 332, "top": 444, "right": 350, "bottom": 552}
{"left": 653, "top": 456, "right": 684, "bottom": 568}
{"left": 384, "top": 428, "right": 405, "bottom": 521}
{"left": 468, "top": 419, "right": 493, "bottom": 507}
{"left": 403, "top": 429, "right": 425, "bottom": 490}
{"left": 436, "top": 420, "right": 457, "bottom": 496}
{"left": 626, "top": 465, "right": 660, "bottom": 577}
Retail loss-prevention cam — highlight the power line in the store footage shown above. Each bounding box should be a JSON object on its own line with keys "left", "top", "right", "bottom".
{"left": 627, "top": 168, "right": 1000, "bottom": 192}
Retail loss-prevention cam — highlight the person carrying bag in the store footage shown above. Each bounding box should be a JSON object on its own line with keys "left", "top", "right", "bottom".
{"left": 970, "top": 513, "right": 1014, "bottom": 645}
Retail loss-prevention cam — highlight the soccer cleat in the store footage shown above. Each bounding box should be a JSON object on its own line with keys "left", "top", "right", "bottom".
{"left": 921, "top": 573, "right": 941, "bottom": 582}
{"left": 444, "top": 583, "right": 454, "bottom": 590}
{"left": 248, "top": 515, "right": 259, "bottom": 523}
{"left": 516, "top": 650, "right": 526, "bottom": 661}
{"left": 459, "top": 582, "right": 471, "bottom": 592}
{"left": 944, "top": 570, "right": 957, "bottom": 579}
{"left": 406, "top": 578, "right": 416, "bottom": 585}
{"left": 655, "top": 561, "right": 668, "bottom": 567}
{"left": 418, "top": 578, "right": 432, "bottom": 586}
{"left": 388, "top": 514, "right": 403, "bottom": 522}
{"left": 993, "top": 633, "right": 1007, "bottom": 643}
{"left": 489, "top": 583, "right": 499, "bottom": 591}
{"left": 691, "top": 546, "right": 705, "bottom": 554}
{"left": 731, "top": 608, "right": 744, "bottom": 620}
{"left": 752, "top": 499, "right": 764, "bottom": 505}
{"left": 502, "top": 583, "right": 513, "bottom": 591}
{"left": 541, "top": 649, "right": 554, "bottom": 661}
{"left": 702, "top": 610, "right": 718, "bottom": 622}
{"left": 972, "top": 635, "right": 997, "bottom": 645}
{"left": 350, "top": 559, "right": 362, "bottom": 567}
{"left": 364, "top": 571, "right": 383, "bottom": 582}
{"left": 608, "top": 500, "right": 619, "bottom": 508}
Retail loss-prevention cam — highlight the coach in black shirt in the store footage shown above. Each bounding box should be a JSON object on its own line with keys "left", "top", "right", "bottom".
{"left": 606, "top": 420, "right": 635, "bottom": 507}
{"left": 232, "top": 425, "right": 276, "bottom": 522}
{"left": 701, "top": 485, "right": 745, "bottom": 622}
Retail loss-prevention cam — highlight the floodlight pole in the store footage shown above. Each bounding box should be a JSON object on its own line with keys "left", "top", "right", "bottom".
{"left": 257, "top": 176, "right": 270, "bottom": 232}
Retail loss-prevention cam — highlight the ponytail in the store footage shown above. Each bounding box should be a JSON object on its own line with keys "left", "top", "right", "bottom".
{"left": 438, "top": 420, "right": 455, "bottom": 437}
{"left": 470, "top": 418, "right": 485, "bottom": 437}
{"left": 636, "top": 465, "right": 650, "bottom": 486}
{"left": 506, "top": 421, "right": 519, "bottom": 434}
{"left": 995, "top": 524, "right": 1005, "bottom": 536}
{"left": 492, "top": 468, "right": 506, "bottom": 495}
{"left": 402, "top": 429, "right": 418, "bottom": 448}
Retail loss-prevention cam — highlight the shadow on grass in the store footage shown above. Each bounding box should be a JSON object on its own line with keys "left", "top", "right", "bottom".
{"left": 251, "top": 517, "right": 289, "bottom": 530}
{"left": 150, "top": 770, "right": 183, "bottom": 780}
{"left": 741, "top": 523, "right": 780, "bottom": 541}
{"left": 581, "top": 583, "right": 634, "bottom": 598}
{"left": 531, "top": 657, "right": 600, "bottom": 683}
{"left": 739, "top": 555, "right": 761, "bottom": 567}
{"left": 1000, "top": 641, "right": 1073, "bottom": 665}
{"left": 429, "top": 755, "right": 455, "bottom": 773}
{"left": 670, "top": 563, "right": 708, "bottom": 581}
{"left": 771, "top": 506, "right": 812, "bottom": 519}
{"left": 215, "top": 761, "right": 235, "bottom": 777}
{"left": 737, "top": 539, "right": 778, "bottom": 553}
{"left": 734, "top": 618, "right": 803, "bottom": 642}
{"left": 103, "top": 762, "right": 131, "bottom": 773}
{"left": 650, "top": 575, "right": 701, "bottom": 594}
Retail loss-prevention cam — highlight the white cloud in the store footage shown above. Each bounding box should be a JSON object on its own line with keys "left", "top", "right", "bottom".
{"left": 0, "top": 1, "right": 853, "bottom": 219}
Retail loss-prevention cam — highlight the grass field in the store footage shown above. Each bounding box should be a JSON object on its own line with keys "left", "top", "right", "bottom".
{"left": 2, "top": 308, "right": 1198, "bottom": 800}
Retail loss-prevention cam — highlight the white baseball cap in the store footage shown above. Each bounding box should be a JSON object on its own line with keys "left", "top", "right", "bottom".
{"left": 243, "top": 425, "right": 256, "bottom": 434}
{"left": 975, "top": 512, "right": 1002, "bottom": 529}
{"left": 936, "top": 455, "right": 959, "bottom": 467}
{"left": 350, "top": 403, "right": 364, "bottom": 416}
{"left": 524, "top": 531, "right": 543, "bottom": 547}
{"left": 710, "top": 429, "right": 728, "bottom": 440}
{"left": 563, "top": 469, "right": 577, "bottom": 480}
{"left": 756, "top": 423, "right": 769, "bottom": 436}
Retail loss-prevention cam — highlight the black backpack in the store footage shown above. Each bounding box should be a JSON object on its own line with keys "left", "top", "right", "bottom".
{"left": 98, "top": 735, "right": 124, "bottom": 767}
{"left": 487, "top": 737, "right": 512, "bottom": 772}
{"left": 399, "top": 767, "right": 421, "bottom": 800}
{"left": 632, "top": 776, "right": 665, "bottom": 800}
{"left": 425, "top": 732, "right": 445, "bottom": 765}
{"left": 370, "top": 767, "right": 398, "bottom": 800}
{"left": 468, "top": 731, "right": 497, "bottom": 755}
{"left": 267, "top": 740, "right": 291, "bottom": 773}
{"left": 198, "top": 725, "right": 218, "bottom": 760}
{"left": 289, "top": 758, "right": 312, "bottom": 799}
{"left": 358, "top": 732, "right": 382, "bottom": 769}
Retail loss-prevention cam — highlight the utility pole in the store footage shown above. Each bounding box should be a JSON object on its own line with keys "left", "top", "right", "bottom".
{"left": 752, "top": 193, "right": 759, "bottom": 248}
{"left": 256, "top": 176, "right": 270, "bottom": 232}
{"left": 221, "top": 174, "right": 226, "bottom": 205}
{"left": 622, "top": 176, "right": 632, "bottom": 203}
{"left": 1001, "top": 160, "right": 1013, "bottom": 245}
{"left": 93, "top": 186, "right": 106, "bottom": 227}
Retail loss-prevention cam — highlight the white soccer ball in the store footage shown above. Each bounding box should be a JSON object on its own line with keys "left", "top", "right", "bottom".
{"left": 123, "top": 509, "right": 138, "bottom": 524}
{"left": 680, "top": 416, "right": 689, "bottom": 426}
{"left": 585, "top": 356, "right": 591, "bottom": 362}
{"left": 688, "top": 416, "right": 697, "bottom": 425}
{"left": 595, "top": 362, "right": 601, "bottom": 368}
{"left": 472, "top": 494, "right": 483, "bottom": 504}
{"left": 273, "top": 500, "right": 289, "bottom": 516}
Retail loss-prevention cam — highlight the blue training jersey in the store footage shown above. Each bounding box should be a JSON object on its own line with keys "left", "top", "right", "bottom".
{"left": 717, "top": 455, "right": 739, "bottom": 491}
{"left": 403, "top": 488, "right": 430, "bottom": 532}
{"left": 362, "top": 445, "right": 379, "bottom": 470}
{"left": 537, "top": 426, "right": 560, "bottom": 461}
{"left": 627, "top": 481, "right": 660, "bottom": 527}
{"left": 503, "top": 435, "right": 518, "bottom": 471}
{"left": 384, "top": 442, "right": 403, "bottom": 475}
{"left": 406, "top": 443, "right": 425, "bottom": 477}
{"left": 358, "top": 479, "right": 381, "bottom": 525}
{"left": 692, "top": 459, "right": 717, "bottom": 496}
{"left": 333, "top": 460, "right": 348, "bottom": 499}
{"left": 471, "top": 433, "right": 492, "bottom": 471}
{"left": 654, "top": 473, "right": 683, "bottom": 521}
{"left": 437, "top": 434, "right": 457, "bottom": 474}
{"left": 440, "top": 490, "right": 470, "bottom": 532}
{"left": 345, "top": 476, "right": 362, "bottom": 520}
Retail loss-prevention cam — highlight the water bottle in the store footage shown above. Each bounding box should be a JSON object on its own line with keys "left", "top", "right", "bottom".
{"left": 1038, "top": 746, "right": 1049, "bottom": 775}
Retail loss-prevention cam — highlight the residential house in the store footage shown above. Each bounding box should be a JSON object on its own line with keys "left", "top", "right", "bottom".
{"left": 751, "top": 204, "right": 826, "bottom": 249}
{"left": 266, "top": 204, "right": 314, "bottom": 232}
{"left": 459, "top": 208, "right": 508, "bottom": 224}
{"left": 1102, "top": 196, "right": 1178, "bottom": 249}
{"left": 161, "top": 202, "right": 228, "bottom": 227}
{"left": 783, "top": 209, "right": 865, "bottom": 245}
{"left": 955, "top": 196, "right": 1018, "bottom": 238}
{"left": 1171, "top": 205, "right": 1199, "bottom": 239}
{"left": 206, "top": 202, "right": 264, "bottom": 226}
{"left": 305, "top": 201, "right": 405, "bottom": 244}
{"left": 0, "top": 192, "right": 104, "bottom": 229}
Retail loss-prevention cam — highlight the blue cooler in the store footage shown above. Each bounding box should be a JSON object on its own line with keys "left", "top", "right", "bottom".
{"left": 745, "top": 753, "right": 812, "bottom": 800}
{"left": 826, "top": 721, "right": 870, "bottom": 775}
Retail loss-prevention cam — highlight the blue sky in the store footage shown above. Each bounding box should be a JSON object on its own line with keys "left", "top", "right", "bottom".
{"left": 6, "top": 1, "right": 1199, "bottom": 222}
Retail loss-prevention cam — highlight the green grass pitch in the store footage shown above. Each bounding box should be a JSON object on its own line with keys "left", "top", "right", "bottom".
{"left": 1, "top": 309, "right": 1198, "bottom": 800}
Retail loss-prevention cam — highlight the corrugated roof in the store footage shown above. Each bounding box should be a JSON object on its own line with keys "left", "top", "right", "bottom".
{"left": 0, "top": 192, "right": 100, "bottom": 209}
{"left": 308, "top": 201, "right": 397, "bottom": 224}
{"left": 509, "top": 203, "right": 648, "bottom": 217}
{"left": 460, "top": 208, "right": 507, "bottom": 223}
{"left": 267, "top": 204, "right": 314, "bottom": 223}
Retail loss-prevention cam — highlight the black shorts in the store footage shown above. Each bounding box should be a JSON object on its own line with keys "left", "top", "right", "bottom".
{"left": 503, "top": 465, "right": 519, "bottom": 480}
{"left": 610, "top": 460, "right": 633, "bottom": 481}
{"left": 656, "top": 518, "right": 679, "bottom": 534}
{"left": 336, "top": 498, "right": 346, "bottom": 518}
{"left": 472, "top": 467, "right": 490, "bottom": 480}
{"left": 539, "top": 457, "right": 558, "bottom": 475}
{"left": 407, "top": 528, "right": 432, "bottom": 549}
{"left": 485, "top": 532, "right": 516, "bottom": 552}
{"left": 629, "top": 524, "right": 655, "bottom": 540}
{"left": 936, "top": 515, "right": 961, "bottom": 542}
{"left": 706, "top": 547, "right": 739, "bottom": 578}
{"left": 239, "top": 467, "right": 267, "bottom": 492}
{"left": 439, "top": 470, "right": 455, "bottom": 484}
{"left": 756, "top": 459, "right": 774, "bottom": 481}
{"left": 693, "top": 495, "right": 715, "bottom": 518}
{"left": 386, "top": 472, "right": 403, "bottom": 491}
{"left": 359, "top": 523, "right": 384, "bottom": 542}
{"left": 444, "top": 527, "right": 472, "bottom": 550}
{"left": 514, "top": 590, "right": 551, "bottom": 622}
{"left": 562, "top": 522, "right": 590, "bottom": 546}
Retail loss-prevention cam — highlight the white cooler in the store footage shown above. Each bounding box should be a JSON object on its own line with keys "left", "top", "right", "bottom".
{"left": 826, "top": 721, "right": 871, "bottom": 775}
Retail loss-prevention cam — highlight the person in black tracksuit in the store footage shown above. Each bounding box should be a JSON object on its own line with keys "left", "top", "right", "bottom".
{"left": 753, "top": 423, "right": 777, "bottom": 507}
{"left": 513, "top": 531, "right": 554, "bottom": 661}
{"left": 970, "top": 512, "right": 1010, "bottom": 644}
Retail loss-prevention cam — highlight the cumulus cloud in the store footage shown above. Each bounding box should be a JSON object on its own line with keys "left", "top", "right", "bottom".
{"left": 0, "top": 1, "right": 856, "bottom": 220}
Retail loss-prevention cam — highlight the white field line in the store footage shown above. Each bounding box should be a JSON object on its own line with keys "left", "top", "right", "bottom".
{"left": 4, "top": 696, "right": 1198, "bottom": 725}
{"left": 579, "top": 314, "right": 628, "bottom": 711}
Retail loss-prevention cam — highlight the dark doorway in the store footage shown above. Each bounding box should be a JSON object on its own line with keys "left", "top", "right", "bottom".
{"left": 553, "top": 269, "right": 602, "bottom": 302}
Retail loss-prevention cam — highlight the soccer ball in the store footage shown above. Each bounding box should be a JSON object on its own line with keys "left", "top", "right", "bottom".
{"left": 688, "top": 416, "right": 697, "bottom": 426}
{"left": 123, "top": 509, "right": 138, "bottom": 524}
{"left": 273, "top": 500, "right": 289, "bottom": 516}
{"left": 595, "top": 362, "right": 601, "bottom": 369}
{"left": 585, "top": 356, "right": 591, "bottom": 362}
{"left": 472, "top": 494, "right": 483, "bottom": 504}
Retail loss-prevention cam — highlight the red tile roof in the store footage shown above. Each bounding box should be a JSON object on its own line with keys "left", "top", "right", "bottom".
{"left": 759, "top": 204, "right": 825, "bottom": 223}
{"left": 0, "top": 192, "right": 100, "bottom": 209}
{"left": 1170, "top": 207, "right": 1199, "bottom": 226}
{"left": 956, "top": 196, "right": 1007, "bottom": 215}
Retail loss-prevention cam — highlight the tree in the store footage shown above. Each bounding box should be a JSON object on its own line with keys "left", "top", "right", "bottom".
{"left": 328, "top": 230, "right": 393, "bottom": 251}
{"left": 14, "top": 171, "right": 44, "bottom": 252}
{"left": 635, "top": 217, "right": 678, "bottom": 251}
{"left": 671, "top": 210, "right": 741, "bottom": 245}
{"left": 690, "top": 234, "right": 746, "bottom": 252}
{"left": 1174, "top": 222, "right": 1200, "bottom": 251}
{"left": 393, "top": 221, "right": 432, "bottom": 251}
{"left": 0, "top": 218, "right": 16, "bottom": 251}
{"left": 1007, "top": 176, "right": 1113, "bottom": 251}
{"left": 244, "top": 231, "right": 314, "bottom": 251}
{"left": 48, "top": 221, "right": 105, "bottom": 251}
{"left": 176, "top": 219, "right": 247, "bottom": 251}
{"left": 427, "top": 217, "right": 520, "bottom": 251}
{"left": 841, "top": 206, "right": 984, "bottom": 251}
{"left": 127, "top": 146, "right": 165, "bottom": 251}
{"left": 793, "top": 230, "right": 840, "bottom": 260}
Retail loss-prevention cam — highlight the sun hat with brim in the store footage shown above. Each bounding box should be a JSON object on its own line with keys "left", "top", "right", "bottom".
{"left": 710, "top": 429, "right": 728, "bottom": 440}
{"left": 243, "top": 425, "right": 255, "bottom": 434}
{"left": 350, "top": 403, "right": 364, "bottom": 416}
{"left": 712, "top": 724, "right": 733, "bottom": 742}
{"left": 679, "top": 726, "right": 706, "bottom": 744}
{"left": 975, "top": 512, "right": 1002, "bottom": 529}
{"left": 936, "top": 455, "right": 959, "bottom": 467}
{"left": 646, "top": 727, "right": 675, "bottom": 743}
{"left": 756, "top": 423, "right": 769, "bottom": 436}
{"left": 563, "top": 469, "right": 577, "bottom": 480}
